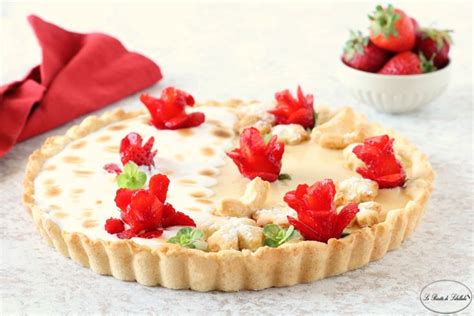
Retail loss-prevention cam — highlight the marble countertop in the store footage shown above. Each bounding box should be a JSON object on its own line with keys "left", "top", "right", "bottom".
{"left": 1, "top": 1, "right": 472, "bottom": 314}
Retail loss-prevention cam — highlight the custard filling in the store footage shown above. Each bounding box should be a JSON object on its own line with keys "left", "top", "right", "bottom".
{"left": 33, "top": 105, "right": 410, "bottom": 248}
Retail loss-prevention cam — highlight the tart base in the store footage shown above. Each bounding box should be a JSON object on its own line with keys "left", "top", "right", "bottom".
{"left": 23, "top": 102, "right": 434, "bottom": 292}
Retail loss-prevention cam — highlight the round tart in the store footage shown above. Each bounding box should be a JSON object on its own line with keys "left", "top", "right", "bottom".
{"left": 23, "top": 86, "right": 434, "bottom": 292}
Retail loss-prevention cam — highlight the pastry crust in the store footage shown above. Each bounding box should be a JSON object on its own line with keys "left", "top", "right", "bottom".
{"left": 200, "top": 217, "right": 264, "bottom": 252}
{"left": 23, "top": 101, "right": 434, "bottom": 292}
{"left": 216, "top": 177, "right": 270, "bottom": 218}
{"left": 312, "top": 107, "right": 367, "bottom": 149}
{"left": 335, "top": 177, "right": 379, "bottom": 206}
{"left": 271, "top": 124, "right": 310, "bottom": 145}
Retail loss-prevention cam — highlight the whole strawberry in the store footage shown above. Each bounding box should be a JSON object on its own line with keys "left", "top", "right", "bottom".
{"left": 369, "top": 5, "right": 415, "bottom": 52}
{"left": 342, "top": 30, "right": 391, "bottom": 72}
{"left": 378, "top": 51, "right": 436, "bottom": 75}
{"left": 416, "top": 28, "right": 452, "bottom": 68}
{"left": 411, "top": 17, "right": 421, "bottom": 38}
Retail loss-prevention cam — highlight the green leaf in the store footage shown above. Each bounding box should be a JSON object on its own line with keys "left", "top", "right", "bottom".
{"left": 167, "top": 236, "right": 181, "bottom": 244}
{"left": 263, "top": 224, "right": 281, "bottom": 239}
{"left": 278, "top": 173, "right": 292, "bottom": 181}
{"left": 282, "top": 225, "right": 296, "bottom": 242}
{"left": 265, "top": 239, "right": 281, "bottom": 248}
{"left": 190, "top": 228, "right": 204, "bottom": 240}
{"left": 369, "top": 4, "right": 400, "bottom": 38}
{"left": 419, "top": 53, "right": 437, "bottom": 73}
{"left": 263, "top": 224, "right": 297, "bottom": 248}
{"left": 167, "top": 227, "right": 207, "bottom": 250}
{"left": 341, "top": 231, "right": 350, "bottom": 238}
{"left": 342, "top": 30, "right": 369, "bottom": 61}
{"left": 422, "top": 28, "right": 454, "bottom": 49}
{"left": 176, "top": 227, "right": 194, "bottom": 237}
{"left": 193, "top": 240, "right": 208, "bottom": 251}
{"left": 263, "top": 133, "right": 273, "bottom": 144}
{"left": 117, "top": 162, "right": 147, "bottom": 189}
{"left": 312, "top": 111, "right": 319, "bottom": 128}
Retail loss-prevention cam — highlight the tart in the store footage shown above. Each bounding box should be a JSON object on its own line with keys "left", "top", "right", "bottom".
{"left": 23, "top": 86, "right": 434, "bottom": 292}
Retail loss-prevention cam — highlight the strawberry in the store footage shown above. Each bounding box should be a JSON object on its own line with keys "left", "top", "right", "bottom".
{"left": 269, "top": 86, "right": 315, "bottom": 129}
{"left": 342, "top": 30, "right": 391, "bottom": 72}
{"left": 226, "top": 127, "right": 285, "bottom": 182}
{"left": 369, "top": 5, "right": 415, "bottom": 52}
{"left": 107, "top": 174, "right": 196, "bottom": 240}
{"left": 119, "top": 132, "right": 157, "bottom": 167}
{"left": 410, "top": 17, "right": 420, "bottom": 36}
{"left": 411, "top": 17, "right": 423, "bottom": 45}
{"left": 103, "top": 163, "right": 122, "bottom": 174}
{"left": 352, "top": 135, "right": 406, "bottom": 188}
{"left": 104, "top": 218, "right": 125, "bottom": 234}
{"left": 285, "top": 179, "right": 359, "bottom": 243}
{"left": 378, "top": 51, "right": 435, "bottom": 75}
{"left": 416, "top": 28, "right": 452, "bottom": 68}
{"left": 140, "top": 87, "right": 205, "bottom": 130}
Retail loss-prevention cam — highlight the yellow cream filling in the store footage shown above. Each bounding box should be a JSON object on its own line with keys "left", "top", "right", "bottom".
{"left": 33, "top": 105, "right": 411, "bottom": 248}
{"left": 213, "top": 141, "right": 409, "bottom": 210}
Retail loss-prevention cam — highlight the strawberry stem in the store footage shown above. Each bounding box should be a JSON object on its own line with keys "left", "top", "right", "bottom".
{"left": 343, "top": 30, "right": 369, "bottom": 61}
{"left": 420, "top": 27, "right": 454, "bottom": 50}
{"left": 419, "top": 53, "right": 437, "bottom": 73}
{"left": 369, "top": 4, "right": 400, "bottom": 38}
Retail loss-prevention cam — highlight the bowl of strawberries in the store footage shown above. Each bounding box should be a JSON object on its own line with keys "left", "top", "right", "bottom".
{"left": 338, "top": 4, "right": 452, "bottom": 113}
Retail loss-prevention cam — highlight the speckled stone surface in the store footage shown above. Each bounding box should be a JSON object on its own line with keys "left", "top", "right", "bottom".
{"left": 1, "top": 1, "right": 472, "bottom": 314}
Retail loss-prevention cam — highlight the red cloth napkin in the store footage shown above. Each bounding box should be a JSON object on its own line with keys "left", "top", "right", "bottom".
{"left": 0, "top": 15, "right": 162, "bottom": 157}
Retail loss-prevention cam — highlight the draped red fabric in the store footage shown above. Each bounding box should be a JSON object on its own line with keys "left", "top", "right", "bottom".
{"left": 0, "top": 15, "right": 163, "bottom": 157}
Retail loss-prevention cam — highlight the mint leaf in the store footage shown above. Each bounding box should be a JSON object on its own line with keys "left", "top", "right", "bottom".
{"left": 117, "top": 162, "right": 147, "bottom": 189}
{"left": 265, "top": 239, "right": 281, "bottom": 248}
{"left": 190, "top": 228, "right": 204, "bottom": 241}
{"left": 281, "top": 225, "right": 296, "bottom": 243}
{"left": 263, "top": 224, "right": 297, "bottom": 248}
{"left": 167, "top": 236, "right": 180, "bottom": 244}
{"left": 341, "top": 231, "right": 350, "bottom": 238}
{"left": 263, "top": 133, "right": 273, "bottom": 144}
{"left": 176, "top": 227, "right": 194, "bottom": 237}
{"left": 167, "top": 227, "right": 207, "bottom": 250}
{"left": 306, "top": 111, "right": 319, "bottom": 132}
{"left": 263, "top": 224, "right": 281, "bottom": 239}
{"left": 278, "top": 173, "right": 292, "bottom": 181}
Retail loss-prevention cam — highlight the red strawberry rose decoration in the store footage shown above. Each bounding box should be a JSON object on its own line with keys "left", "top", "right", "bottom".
{"left": 105, "top": 174, "right": 196, "bottom": 239}
{"left": 285, "top": 179, "right": 359, "bottom": 243}
{"left": 140, "top": 87, "right": 205, "bottom": 130}
{"left": 103, "top": 132, "right": 156, "bottom": 174}
{"left": 268, "top": 86, "right": 315, "bottom": 129}
{"left": 226, "top": 127, "right": 284, "bottom": 182}
{"left": 352, "top": 135, "right": 406, "bottom": 189}
{"left": 120, "top": 132, "right": 157, "bottom": 167}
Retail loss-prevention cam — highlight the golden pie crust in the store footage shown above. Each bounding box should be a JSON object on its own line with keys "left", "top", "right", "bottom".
{"left": 23, "top": 100, "right": 434, "bottom": 292}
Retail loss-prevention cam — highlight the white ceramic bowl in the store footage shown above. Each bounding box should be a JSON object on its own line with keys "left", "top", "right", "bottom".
{"left": 337, "top": 60, "right": 451, "bottom": 113}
